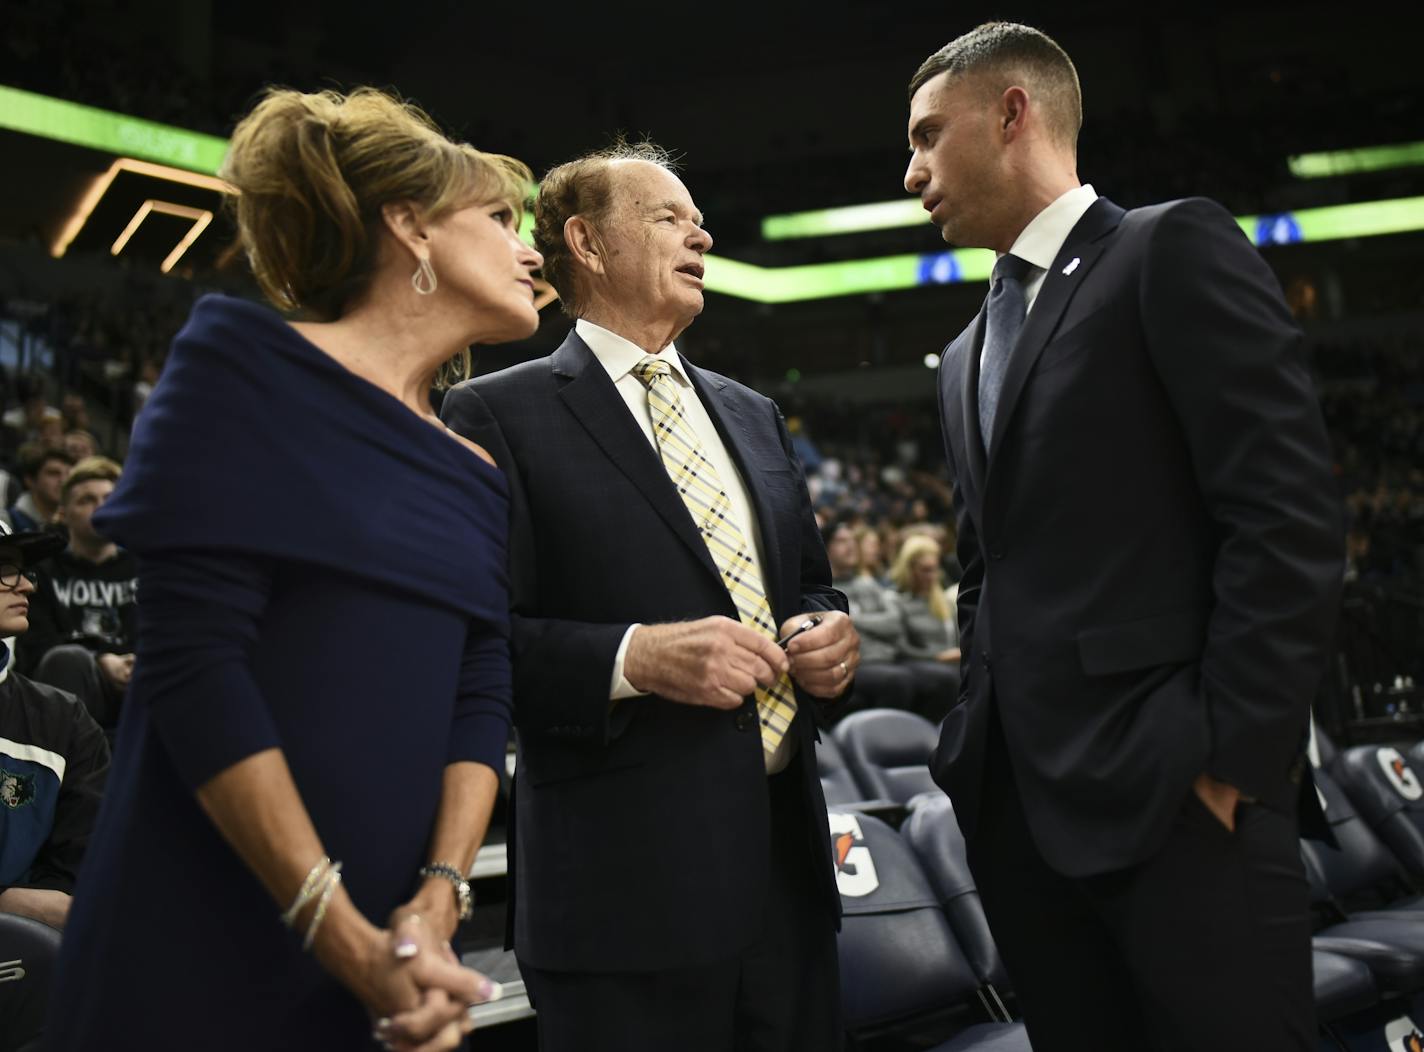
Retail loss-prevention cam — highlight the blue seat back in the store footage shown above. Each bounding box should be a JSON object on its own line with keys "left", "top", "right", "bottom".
{"left": 816, "top": 734, "right": 865, "bottom": 807}
{"left": 0, "top": 912, "right": 63, "bottom": 1052}
{"left": 833, "top": 708, "right": 938, "bottom": 804}
{"left": 1335, "top": 744, "right": 1424, "bottom": 879}
{"left": 829, "top": 809, "right": 982, "bottom": 1030}
{"left": 1301, "top": 768, "right": 1408, "bottom": 903}
{"left": 902, "top": 793, "right": 1012, "bottom": 993}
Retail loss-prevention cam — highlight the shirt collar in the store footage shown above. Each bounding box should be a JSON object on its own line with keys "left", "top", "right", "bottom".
{"left": 575, "top": 318, "right": 688, "bottom": 387}
{"left": 1006, "top": 183, "right": 1098, "bottom": 272}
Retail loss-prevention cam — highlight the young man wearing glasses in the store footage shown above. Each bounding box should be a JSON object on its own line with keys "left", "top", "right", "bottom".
{"left": 0, "top": 520, "right": 110, "bottom": 931}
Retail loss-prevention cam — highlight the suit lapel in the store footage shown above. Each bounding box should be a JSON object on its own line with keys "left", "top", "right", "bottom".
{"left": 552, "top": 334, "right": 721, "bottom": 581}
{"left": 957, "top": 311, "right": 988, "bottom": 499}
{"left": 686, "top": 360, "right": 787, "bottom": 605}
{"left": 985, "top": 198, "right": 1125, "bottom": 467}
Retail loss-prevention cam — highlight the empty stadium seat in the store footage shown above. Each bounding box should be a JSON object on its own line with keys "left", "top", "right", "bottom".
{"left": 829, "top": 809, "right": 1027, "bottom": 1049}
{"left": 1302, "top": 768, "right": 1421, "bottom": 915}
{"left": 817, "top": 733, "right": 867, "bottom": 807}
{"left": 0, "top": 912, "right": 63, "bottom": 1052}
{"left": 833, "top": 708, "right": 939, "bottom": 804}
{"left": 1334, "top": 742, "right": 1424, "bottom": 879}
{"left": 902, "top": 793, "right": 1013, "bottom": 1009}
{"left": 1311, "top": 949, "right": 1379, "bottom": 1022}
{"left": 1301, "top": 770, "right": 1424, "bottom": 996}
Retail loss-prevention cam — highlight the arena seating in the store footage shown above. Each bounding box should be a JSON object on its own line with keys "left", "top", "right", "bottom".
{"left": 831, "top": 809, "right": 1028, "bottom": 1049}
{"left": 833, "top": 708, "right": 940, "bottom": 805}
{"left": 1332, "top": 742, "right": 1424, "bottom": 880}
{"left": 1303, "top": 769, "right": 1422, "bottom": 916}
{"left": 1301, "top": 770, "right": 1424, "bottom": 998}
{"left": 0, "top": 912, "right": 62, "bottom": 1052}
{"left": 901, "top": 794, "right": 1013, "bottom": 1014}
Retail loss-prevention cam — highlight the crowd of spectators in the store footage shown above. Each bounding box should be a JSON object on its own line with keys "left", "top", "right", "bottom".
{"left": 3, "top": 302, "right": 1421, "bottom": 729}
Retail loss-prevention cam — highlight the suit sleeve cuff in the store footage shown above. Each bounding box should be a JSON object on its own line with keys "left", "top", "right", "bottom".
{"left": 610, "top": 624, "right": 649, "bottom": 700}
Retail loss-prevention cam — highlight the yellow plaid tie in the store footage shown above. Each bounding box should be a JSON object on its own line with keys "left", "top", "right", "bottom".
{"left": 632, "top": 356, "right": 797, "bottom": 762}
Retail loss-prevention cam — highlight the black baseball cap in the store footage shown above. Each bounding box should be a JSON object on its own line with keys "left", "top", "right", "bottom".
{"left": 0, "top": 520, "right": 68, "bottom": 565}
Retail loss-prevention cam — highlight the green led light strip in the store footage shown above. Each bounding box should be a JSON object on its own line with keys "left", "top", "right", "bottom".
{"left": 1289, "top": 141, "right": 1424, "bottom": 179}
{"left": 762, "top": 200, "right": 926, "bottom": 240}
{"left": 763, "top": 143, "right": 1424, "bottom": 241}
{"left": 5, "top": 87, "right": 1423, "bottom": 301}
{"left": 0, "top": 84, "right": 229, "bottom": 173}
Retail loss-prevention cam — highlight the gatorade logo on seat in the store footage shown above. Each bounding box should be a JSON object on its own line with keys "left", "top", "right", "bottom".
{"left": 827, "top": 813, "right": 879, "bottom": 897}
{"left": 1383, "top": 1015, "right": 1423, "bottom": 1051}
{"left": 1377, "top": 748, "right": 1423, "bottom": 802}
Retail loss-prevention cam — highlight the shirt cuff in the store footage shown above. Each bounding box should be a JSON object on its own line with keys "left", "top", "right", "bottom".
{"left": 610, "top": 623, "right": 649, "bottom": 700}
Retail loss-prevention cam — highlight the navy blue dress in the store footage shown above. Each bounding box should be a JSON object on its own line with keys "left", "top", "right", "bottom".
{"left": 45, "top": 295, "right": 512, "bottom": 1050}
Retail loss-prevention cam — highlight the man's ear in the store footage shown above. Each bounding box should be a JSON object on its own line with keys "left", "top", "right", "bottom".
{"left": 381, "top": 200, "right": 431, "bottom": 261}
{"left": 1000, "top": 85, "right": 1030, "bottom": 140}
{"left": 564, "top": 216, "right": 607, "bottom": 275}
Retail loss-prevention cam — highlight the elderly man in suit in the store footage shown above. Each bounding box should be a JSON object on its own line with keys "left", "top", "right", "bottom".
{"left": 441, "top": 142, "right": 859, "bottom": 1052}
{"left": 904, "top": 21, "right": 1342, "bottom": 1052}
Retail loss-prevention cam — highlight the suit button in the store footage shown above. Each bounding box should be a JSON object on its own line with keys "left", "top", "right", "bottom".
{"left": 990, "top": 549, "right": 1004, "bottom": 561}
{"left": 981, "top": 653, "right": 992, "bottom": 669}
{"left": 735, "top": 710, "right": 756, "bottom": 732}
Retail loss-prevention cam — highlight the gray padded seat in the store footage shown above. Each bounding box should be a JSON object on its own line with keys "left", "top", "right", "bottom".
{"left": 1335, "top": 742, "right": 1424, "bottom": 879}
{"left": 816, "top": 733, "right": 866, "bottom": 807}
{"left": 834, "top": 708, "right": 939, "bottom": 804}
{"left": 903, "top": 792, "right": 1012, "bottom": 995}
{"left": 1311, "top": 948, "right": 1378, "bottom": 1021}
{"left": 831, "top": 810, "right": 1024, "bottom": 1047}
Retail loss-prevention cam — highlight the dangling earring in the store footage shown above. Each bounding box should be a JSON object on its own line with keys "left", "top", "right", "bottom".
{"left": 411, "top": 256, "right": 437, "bottom": 295}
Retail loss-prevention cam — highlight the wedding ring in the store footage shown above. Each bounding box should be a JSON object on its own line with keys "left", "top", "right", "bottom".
{"left": 839, "top": 661, "right": 849, "bottom": 678}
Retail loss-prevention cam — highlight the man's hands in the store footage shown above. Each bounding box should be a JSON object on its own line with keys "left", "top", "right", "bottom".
{"left": 0, "top": 886, "right": 71, "bottom": 928}
{"left": 97, "top": 652, "right": 135, "bottom": 689}
{"left": 624, "top": 611, "right": 859, "bottom": 707}
{"left": 1192, "top": 772, "right": 1243, "bottom": 833}
{"left": 779, "top": 610, "right": 859, "bottom": 699}
{"left": 625, "top": 616, "right": 789, "bottom": 709}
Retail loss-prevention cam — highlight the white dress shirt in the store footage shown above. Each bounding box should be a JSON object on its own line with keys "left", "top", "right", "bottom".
{"left": 574, "top": 319, "right": 771, "bottom": 701}
{"left": 1005, "top": 182, "right": 1099, "bottom": 315}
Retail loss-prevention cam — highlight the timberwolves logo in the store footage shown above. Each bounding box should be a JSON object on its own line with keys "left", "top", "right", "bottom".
{"left": 0, "top": 768, "right": 35, "bottom": 810}
{"left": 1378, "top": 748, "right": 1424, "bottom": 802}
{"left": 827, "top": 813, "right": 879, "bottom": 897}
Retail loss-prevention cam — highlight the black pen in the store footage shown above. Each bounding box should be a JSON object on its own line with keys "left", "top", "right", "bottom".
{"left": 775, "top": 614, "right": 823, "bottom": 649}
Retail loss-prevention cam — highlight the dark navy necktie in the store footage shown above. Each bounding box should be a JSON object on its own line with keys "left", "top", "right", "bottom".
{"left": 977, "top": 253, "right": 1033, "bottom": 446}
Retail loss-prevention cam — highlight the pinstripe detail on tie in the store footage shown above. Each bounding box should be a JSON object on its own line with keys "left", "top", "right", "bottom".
{"left": 632, "top": 356, "right": 796, "bottom": 761}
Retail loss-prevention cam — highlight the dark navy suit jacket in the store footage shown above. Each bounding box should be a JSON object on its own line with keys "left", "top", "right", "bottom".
{"left": 932, "top": 197, "right": 1343, "bottom": 878}
{"left": 442, "top": 331, "right": 846, "bottom": 972}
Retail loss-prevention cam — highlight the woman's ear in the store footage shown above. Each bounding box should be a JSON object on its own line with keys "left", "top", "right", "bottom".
{"left": 381, "top": 200, "right": 430, "bottom": 260}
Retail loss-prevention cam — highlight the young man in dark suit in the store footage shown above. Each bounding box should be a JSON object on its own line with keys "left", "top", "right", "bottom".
{"left": 441, "top": 142, "right": 859, "bottom": 1052}
{"left": 903, "top": 22, "right": 1342, "bottom": 1051}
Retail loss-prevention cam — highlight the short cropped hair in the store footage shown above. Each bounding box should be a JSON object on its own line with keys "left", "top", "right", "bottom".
{"left": 533, "top": 139, "right": 677, "bottom": 317}
{"left": 17, "top": 443, "right": 75, "bottom": 482}
{"left": 61, "top": 456, "right": 122, "bottom": 504}
{"left": 909, "top": 22, "right": 1082, "bottom": 152}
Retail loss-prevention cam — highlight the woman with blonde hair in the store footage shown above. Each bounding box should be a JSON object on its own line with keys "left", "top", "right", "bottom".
{"left": 48, "top": 87, "right": 542, "bottom": 1051}
{"left": 890, "top": 533, "right": 961, "bottom": 665}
